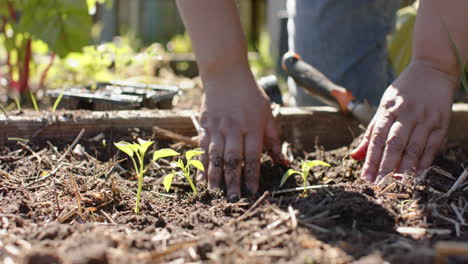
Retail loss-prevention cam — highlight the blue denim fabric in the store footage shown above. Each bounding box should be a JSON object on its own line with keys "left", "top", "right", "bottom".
{"left": 287, "top": 0, "right": 400, "bottom": 107}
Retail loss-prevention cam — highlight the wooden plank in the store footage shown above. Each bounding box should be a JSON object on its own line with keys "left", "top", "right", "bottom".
{"left": 1, "top": 104, "right": 467, "bottom": 151}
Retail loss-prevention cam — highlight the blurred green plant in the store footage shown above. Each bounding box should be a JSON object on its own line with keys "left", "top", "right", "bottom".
{"left": 0, "top": 0, "right": 93, "bottom": 97}
{"left": 250, "top": 31, "right": 274, "bottom": 78}
{"left": 167, "top": 32, "right": 192, "bottom": 54}
{"left": 46, "top": 39, "right": 164, "bottom": 89}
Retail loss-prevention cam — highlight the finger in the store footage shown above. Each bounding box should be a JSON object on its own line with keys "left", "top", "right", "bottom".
{"left": 361, "top": 111, "right": 396, "bottom": 182}
{"left": 244, "top": 132, "right": 263, "bottom": 195}
{"left": 264, "top": 117, "right": 287, "bottom": 166}
{"left": 376, "top": 118, "right": 416, "bottom": 180}
{"left": 197, "top": 129, "right": 210, "bottom": 181}
{"left": 397, "top": 125, "right": 430, "bottom": 175}
{"left": 417, "top": 129, "right": 446, "bottom": 176}
{"left": 207, "top": 134, "right": 225, "bottom": 190}
{"left": 351, "top": 119, "right": 375, "bottom": 160}
{"left": 224, "top": 133, "right": 243, "bottom": 201}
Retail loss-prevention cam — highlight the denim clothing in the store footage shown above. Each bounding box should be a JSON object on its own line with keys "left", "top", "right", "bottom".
{"left": 287, "top": 0, "right": 400, "bottom": 106}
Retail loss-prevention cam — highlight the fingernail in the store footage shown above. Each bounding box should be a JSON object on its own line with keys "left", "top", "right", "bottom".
{"left": 227, "top": 194, "right": 240, "bottom": 203}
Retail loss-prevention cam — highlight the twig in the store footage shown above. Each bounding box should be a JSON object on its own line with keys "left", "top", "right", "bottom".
{"left": 445, "top": 169, "right": 468, "bottom": 197}
{"left": 450, "top": 202, "right": 466, "bottom": 224}
{"left": 17, "top": 141, "right": 42, "bottom": 163}
{"left": 272, "top": 185, "right": 329, "bottom": 195}
{"left": 152, "top": 126, "right": 198, "bottom": 147}
{"left": 434, "top": 241, "right": 468, "bottom": 264}
{"left": 25, "top": 129, "right": 85, "bottom": 187}
{"left": 152, "top": 191, "right": 177, "bottom": 199}
{"left": 100, "top": 210, "right": 116, "bottom": 224}
{"left": 288, "top": 205, "right": 297, "bottom": 230}
{"left": 298, "top": 219, "right": 329, "bottom": 233}
{"left": 233, "top": 191, "right": 270, "bottom": 223}
{"left": 190, "top": 113, "right": 200, "bottom": 133}
{"left": 396, "top": 227, "right": 451, "bottom": 236}
{"left": 69, "top": 174, "right": 83, "bottom": 218}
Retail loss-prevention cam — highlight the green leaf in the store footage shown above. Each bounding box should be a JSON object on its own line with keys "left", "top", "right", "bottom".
{"left": 188, "top": 160, "right": 204, "bottom": 172}
{"left": 114, "top": 141, "right": 135, "bottom": 157}
{"left": 185, "top": 148, "right": 205, "bottom": 161}
{"left": 18, "top": 0, "right": 92, "bottom": 57}
{"left": 153, "top": 148, "right": 180, "bottom": 161}
{"left": 301, "top": 160, "right": 331, "bottom": 173}
{"left": 280, "top": 169, "right": 301, "bottom": 187}
{"left": 163, "top": 173, "right": 174, "bottom": 192}
{"left": 137, "top": 138, "right": 154, "bottom": 155}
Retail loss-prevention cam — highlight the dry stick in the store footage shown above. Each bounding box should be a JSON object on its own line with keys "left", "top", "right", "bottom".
{"left": 68, "top": 174, "right": 83, "bottom": 218}
{"left": 152, "top": 126, "right": 198, "bottom": 147}
{"left": 434, "top": 241, "right": 468, "bottom": 264}
{"left": 190, "top": 113, "right": 200, "bottom": 133}
{"left": 272, "top": 184, "right": 329, "bottom": 195}
{"left": 396, "top": 227, "right": 451, "bottom": 236}
{"left": 445, "top": 169, "right": 468, "bottom": 197}
{"left": 450, "top": 202, "right": 466, "bottom": 224}
{"left": 288, "top": 205, "right": 298, "bottom": 230}
{"left": 17, "top": 141, "right": 42, "bottom": 163}
{"left": 231, "top": 191, "right": 270, "bottom": 224}
{"left": 25, "top": 129, "right": 85, "bottom": 187}
{"left": 100, "top": 210, "right": 116, "bottom": 224}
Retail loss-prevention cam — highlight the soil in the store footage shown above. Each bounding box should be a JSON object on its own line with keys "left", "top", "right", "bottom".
{"left": 0, "top": 132, "right": 467, "bottom": 264}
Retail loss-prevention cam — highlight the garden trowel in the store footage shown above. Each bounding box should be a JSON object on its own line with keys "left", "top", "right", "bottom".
{"left": 281, "top": 52, "right": 377, "bottom": 124}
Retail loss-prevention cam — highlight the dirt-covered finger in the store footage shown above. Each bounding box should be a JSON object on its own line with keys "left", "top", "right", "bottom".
{"left": 264, "top": 118, "right": 287, "bottom": 165}
{"left": 351, "top": 118, "right": 375, "bottom": 160}
{"left": 243, "top": 133, "right": 263, "bottom": 195}
{"left": 397, "top": 125, "right": 430, "bottom": 175}
{"left": 207, "top": 134, "right": 225, "bottom": 190}
{"left": 223, "top": 133, "right": 243, "bottom": 201}
{"left": 361, "top": 111, "right": 396, "bottom": 182}
{"left": 376, "top": 118, "right": 415, "bottom": 180}
{"left": 417, "top": 129, "right": 446, "bottom": 176}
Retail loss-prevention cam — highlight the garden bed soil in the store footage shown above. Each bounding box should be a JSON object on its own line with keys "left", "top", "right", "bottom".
{"left": 0, "top": 132, "right": 467, "bottom": 264}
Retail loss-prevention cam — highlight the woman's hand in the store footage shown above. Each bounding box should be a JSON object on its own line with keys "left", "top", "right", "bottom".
{"left": 351, "top": 61, "right": 457, "bottom": 182}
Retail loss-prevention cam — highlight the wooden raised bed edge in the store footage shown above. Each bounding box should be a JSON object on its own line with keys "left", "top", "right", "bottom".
{"left": 1, "top": 104, "right": 467, "bottom": 151}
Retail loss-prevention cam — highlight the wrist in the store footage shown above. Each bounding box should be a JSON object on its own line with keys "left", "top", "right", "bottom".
{"left": 201, "top": 62, "right": 257, "bottom": 92}
{"left": 406, "top": 59, "right": 460, "bottom": 91}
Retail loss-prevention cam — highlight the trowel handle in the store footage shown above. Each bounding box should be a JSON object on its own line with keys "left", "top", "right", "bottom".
{"left": 281, "top": 52, "right": 354, "bottom": 112}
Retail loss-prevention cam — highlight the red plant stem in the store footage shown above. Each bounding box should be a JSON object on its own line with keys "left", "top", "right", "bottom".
{"left": 1, "top": 18, "right": 13, "bottom": 84}
{"left": 7, "top": 0, "right": 17, "bottom": 21}
{"left": 38, "top": 53, "right": 56, "bottom": 90}
{"left": 18, "top": 38, "right": 32, "bottom": 93}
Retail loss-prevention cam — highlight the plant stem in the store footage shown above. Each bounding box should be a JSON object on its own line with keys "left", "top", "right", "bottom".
{"left": 1, "top": 18, "right": 13, "bottom": 85}
{"left": 134, "top": 155, "right": 144, "bottom": 213}
{"left": 18, "top": 37, "right": 32, "bottom": 94}
{"left": 38, "top": 53, "right": 56, "bottom": 91}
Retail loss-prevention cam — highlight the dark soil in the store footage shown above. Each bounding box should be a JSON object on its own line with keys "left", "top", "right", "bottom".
{"left": 1, "top": 133, "right": 467, "bottom": 264}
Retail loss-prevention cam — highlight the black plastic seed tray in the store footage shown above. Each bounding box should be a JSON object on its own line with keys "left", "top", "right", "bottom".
{"left": 47, "top": 80, "right": 180, "bottom": 111}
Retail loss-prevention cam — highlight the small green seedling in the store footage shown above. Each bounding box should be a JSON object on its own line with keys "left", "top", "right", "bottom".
{"left": 52, "top": 92, "right": 64, "bottom": 112}
{"left": 163, "top": 148, "right": 205, "bottom": 194}
{"left": 280, "top": 160, "right": 331, "bottom": 195}
{"left": 115, "top": 138, "right": 179, "bottom": 213}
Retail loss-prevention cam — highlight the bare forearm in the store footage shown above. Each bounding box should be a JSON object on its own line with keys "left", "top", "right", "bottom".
{"left": 176, "top": 0, "right": 250, "bottom": 80}
{"left": 412, "top": 0, "right": 468, "bottom": 82}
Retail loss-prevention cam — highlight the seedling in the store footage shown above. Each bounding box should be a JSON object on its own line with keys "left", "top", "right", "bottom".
{"left": 29, "top": 91, "right": 39, "bottom": 112}
{"left": 52, "top": 92, "right": 64, "bottom": 112}
{"left": 163, "top": 148, "right": 205, "bottom": 194}
{"left": 114, "top": 138, "right": 179, "bottom": 213}
{"left": 280, "top": 160, "right": 331, "bottom": 195}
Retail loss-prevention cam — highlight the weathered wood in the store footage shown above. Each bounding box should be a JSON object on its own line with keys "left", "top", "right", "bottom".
{"left": 1, "top": 104, "right": 467, "bottom": 151}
